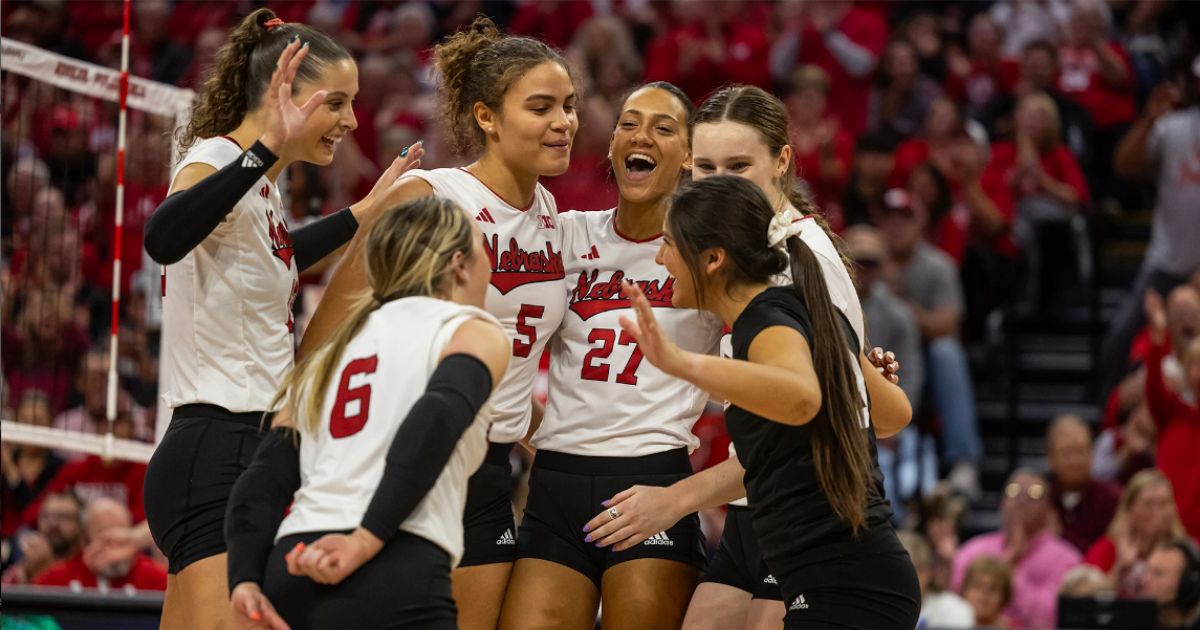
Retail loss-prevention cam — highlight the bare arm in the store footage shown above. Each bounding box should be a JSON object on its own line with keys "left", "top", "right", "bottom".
{"left": 297, "top": 177, "right": 434, "bottom": 360}
{"left": 861, "top": 351, "right": 912, "bottom": 438}
{"left": 1114, "top": 84, "right": 1176, "bottom": 180}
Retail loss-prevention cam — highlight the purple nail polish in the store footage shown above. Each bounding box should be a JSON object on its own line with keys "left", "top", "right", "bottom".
{"left": 582, "top": 525, "right": 590, "bottom": 533}
{"left": 585, "top": 535, "right": 593, "bottom": 542}
{"left": 595, "top": 542, "right": 603, "bottom": 548}
{"left": 601, "top": 500, "right": 610, "bottom": 506}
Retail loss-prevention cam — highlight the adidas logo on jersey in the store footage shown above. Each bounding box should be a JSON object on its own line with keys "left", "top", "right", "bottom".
{"left": 643, "top": 532, "right": 673, "bottom": 546}
{"left": 789, "top": 595, "right": 808, "bottom": 611}
{"left": 242, "top": 152, "right": 264, "bottom": 168}
{"left": 476, "top": 208, "right": 496, "bottom": 224}
{"left": 763, "top": 574, "right": 777, "bottom": 585}
{"left": 580, "top": 245, "right": 600, "bottom": 260}
{"left": 496, "top": 529, "right": 516, "bottom": 545}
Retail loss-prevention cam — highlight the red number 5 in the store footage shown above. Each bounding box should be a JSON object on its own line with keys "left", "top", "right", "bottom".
{"left": 330, "top": 355, "right": 378, "bottom": 438}
{"left": 512, "top": 304, "right": 544, "bottom": 358}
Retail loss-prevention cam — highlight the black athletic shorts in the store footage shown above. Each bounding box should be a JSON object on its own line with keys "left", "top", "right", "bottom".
{"left": 143, "top": 404, "right": 268, "bottom": 574}
{"left": 458, "top": 442, "right": 517, "bottom": 567}
{"left": 517, "top": 448, "right": 706, "bottom": 589}
{"left": 700, "top": 505, "right": 782, "bottom": 601}
{"left": 265, "top": 530, "right": 456, "bottom": 630}
{"left": 769, "top": 526, "right": 920, "bottom": 630}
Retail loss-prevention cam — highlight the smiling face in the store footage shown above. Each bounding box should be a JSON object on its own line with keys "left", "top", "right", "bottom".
{"left": 486, "top": 61, "right": 578, "bottom": 178}
{"left": 655, "top": 220, "right": 696, "bottom": 308}
{"left": 611, "top": 86, "right": 692, "bottom": 205}
{"left": 692, "top": 121, "right": 789, "bottom": 208}
{"left": 289, "top": 58, "right": 360, "bottom": 165}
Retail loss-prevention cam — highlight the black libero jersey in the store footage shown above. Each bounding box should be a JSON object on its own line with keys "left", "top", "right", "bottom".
{"left": 725, "top": 287, "right": 891, "bottom": 567}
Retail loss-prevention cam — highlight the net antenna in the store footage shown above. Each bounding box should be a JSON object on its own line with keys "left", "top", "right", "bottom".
{"left": 1, "top": 23, "right": 194, "bottom": 462}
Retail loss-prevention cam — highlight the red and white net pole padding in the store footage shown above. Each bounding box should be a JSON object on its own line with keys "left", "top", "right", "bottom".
{"left": 103, "top": 0, "right": 132, "bottom": 460}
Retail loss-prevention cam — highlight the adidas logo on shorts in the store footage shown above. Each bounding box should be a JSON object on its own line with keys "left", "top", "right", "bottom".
{"left": 788, "top": 595, "right": 809, "bottom": 611}
{"left": 643, "top": 532, "right": 674, "bottom": 546}
{"left": 763, "top": 574, "right": 777, "bottom": 585}
{"left": 496, "top": 529, "right": 516, "bottom": 545}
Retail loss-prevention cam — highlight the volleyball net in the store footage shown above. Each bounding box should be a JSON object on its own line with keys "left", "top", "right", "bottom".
{"left": 1, "top": 36, "right": 194, "bottom": 464}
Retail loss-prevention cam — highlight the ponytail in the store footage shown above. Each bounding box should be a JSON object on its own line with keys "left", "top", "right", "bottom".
{"left": 176, "top": 8, "right": 350, "bottom": 158}
{"left": 785, "top": 235, "right": 872, "bottom": 534}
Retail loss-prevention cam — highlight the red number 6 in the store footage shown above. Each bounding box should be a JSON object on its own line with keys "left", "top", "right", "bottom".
{"left": 330, "top": 355, "right": 378, "bottom": 438}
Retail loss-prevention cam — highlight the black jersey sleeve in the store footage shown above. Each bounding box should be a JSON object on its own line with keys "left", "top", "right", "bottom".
{"left": 730, "top": 288, "right": 815, "bottom": 360}
{"left": 359, "top": 353, "right": 494, "bottom": 543}
{"left": 225, "top": 427, "right": 301, "bottom": 591}
{"left": 143, "top": 141, "right": 279, "bottom": 265}
{"left": 291, "top": 208, "right": 359, "bottom": 273}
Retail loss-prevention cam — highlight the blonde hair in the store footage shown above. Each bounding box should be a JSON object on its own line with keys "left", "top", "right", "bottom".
{"left": 273, "top": 197, "right": 475, "bottom": 434}
{"left": 1018, "top": 92, "right": 1062, "bottom": 153}
{"left": 1059, "top": 565, "right": 1111, "bottom": 597}
{"left": 962, "top": 556, "right": 1013, "bottom": 605}
{"left": 1107, "top": 469, "right": 1188, "bottom": 541}
{"left": 788, "top": 65, "right": 831, "bottom": 96}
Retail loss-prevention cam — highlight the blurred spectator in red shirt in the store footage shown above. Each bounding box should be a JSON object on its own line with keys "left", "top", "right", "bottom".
{"left": 33, "top": 497, "right": 166, "bottom": 591}
{"left": 178, "top": 28, "right": 227, "bottom": 92}
{"left": 22, "top": 413, "right": 147, "bottom": 528}
{"left": 892, "top": 98, "right": 966, "bottom": 189}
{"left": 1084, "top": 469, "right": 1188, "bottom": 597}
{"left": 901, "top": 11, "right": 948, "bottom": 83}
{"left": 1058, "top": 0, "right": 1135, "bottom": 132}
{"left": 166, "top": 1, "right": 234, "bottom": 48}
{"left": 945, "top": 14, "right": 1020, "bottom": 125}
{"left": 1045, "top": 414, "right": 1121, "bottom": 554}
{"left": 1, "top": 290, "right": 89, "bottom": 414}
{"left": 643, "top": 0, "right": 770, "bottom": 104}
{"left": 1144, "top": 290, "right": 1200, "bottom": 540}
{"left": 124, "top": 0, "right": 191, "bottom": 87}
{"left": 1, "top": 391, "right": 66, "bottom": 539}
{"left": 1, "top": 492, "right": 83, "bottom": 585}
{"left": 869, "top": 39, "right": 945, "bottom": 139}
{"left": 54, "top": 350, "right": 153, "bottom": 445}
{"left": 771, "top": 0, "right": 887, "bottom": 135}
{"left": 784, "top": 65, "right": 852, "bottom": 216}
{"left": 985, "top": 92, "right": 1089, "bottom": 311}
{"left": 3, "top": 158, "right": 51, "bottom": 251}
{"left": 509, "top": 0, "right": 596, "bottom": 50}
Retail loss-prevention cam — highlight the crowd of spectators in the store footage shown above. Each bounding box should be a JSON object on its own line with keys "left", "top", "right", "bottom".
{"left": 3, "top": 1, "right": 1200, "bottom": 627}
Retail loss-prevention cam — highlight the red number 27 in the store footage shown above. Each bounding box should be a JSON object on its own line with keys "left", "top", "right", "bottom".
{"left": 330, "top": 355, "right": 378, "bottom": 438}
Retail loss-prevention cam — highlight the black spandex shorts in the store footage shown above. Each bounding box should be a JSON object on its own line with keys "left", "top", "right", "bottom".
{"left": 458, "top": 442, "right": 517, "bottom": 567}
{"left": 770, "top": 527, "right": 921, "bottom": 630}
{"left": 700, "top": 505, "right": 782, "bottom": 601}
{"left": 265, "top": 530, "right": 456, "bottom": 630}
{"left": 517, "top": 448, "right": 706, "bottom": 589}
{"left": 143, "top": 404, "right": 267, "bottom": 574}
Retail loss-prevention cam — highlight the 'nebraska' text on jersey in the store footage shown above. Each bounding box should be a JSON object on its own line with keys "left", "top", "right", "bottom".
{"left": 159, "top": 137, "right": 299, "bottom": 413}
{"left": 535, "top": 209, "right": 723, "bottom": 457}
{"left": 405, "top": 168, "right": 567, "bottom": 444}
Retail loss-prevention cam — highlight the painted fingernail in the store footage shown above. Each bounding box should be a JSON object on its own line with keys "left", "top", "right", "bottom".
{"left": 250, "top": 612, "right": 261, "bottom": 620}
{"left": 585, "top": 535, "right": 593, "bottom": 542}
{"left": 595, "top": 542, "right": 603, "bottom": 548}
{"left": 601, "top": 500, "right": 610, "bottom": 506}
{"left": 303, "top": 41, "right": 309, "bottom": 49}
{"left": 582, "top": 525, "right": 590, "bottom": 532}
{"left": 400, "top": 147, "right": 409, "bottom": 158}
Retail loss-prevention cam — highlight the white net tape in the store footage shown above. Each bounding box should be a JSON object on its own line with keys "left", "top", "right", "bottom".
{"left": 2, "top": 37, "right": 194, "bottom": 463}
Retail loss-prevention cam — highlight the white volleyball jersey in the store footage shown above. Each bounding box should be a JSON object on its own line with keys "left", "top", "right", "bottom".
{"left": 160, "top": 137, "right": 299, "bottom": 413}
{"left": 276, "top": 297, "right": 501, "bottom": 567}
{"left": 406, "top": 168, "right": 567, "bottom": 444}
{"left": 535, "top": 209, "right": 723, "bottom": 457}
{"left": 723, "top": 211, "right": 869, "bottom": 506}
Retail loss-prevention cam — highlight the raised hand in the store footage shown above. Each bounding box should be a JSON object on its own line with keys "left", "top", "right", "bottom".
{"left": 259, "top": 39, "right": 328, "bottom": 155}
{"left": 231, "top": 582, "right": 291, "bottom": 630}
{"left": 284, "top": 528, "right": 383, "bottom": 585}
{"left": 1144, "top": 288, "right": 1167, "bottom": 344}
{"left": 618, "top": 280, "right": 691, "bottom": 377}
{"left": 352, "top": 141, "right": 425, "bottom": 219}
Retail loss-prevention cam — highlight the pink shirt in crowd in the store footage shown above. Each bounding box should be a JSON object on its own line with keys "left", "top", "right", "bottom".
{"left": 951, "top": 530, "right": 1082, "bottom": 629}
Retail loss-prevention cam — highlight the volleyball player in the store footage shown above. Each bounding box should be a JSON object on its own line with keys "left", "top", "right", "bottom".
{"left": 623, "top": 175, "right": 921, "bottom": 630}
{"left": 140, "top": 10, "right": 422, "bottom": 629}
{"left": 499, "top": 82, "right": 716, "bottom": 630}
{"left": 581, "top": 86, "right": 907, "bottom": 630}
{"left": 224, "top": 197, "right": 510, "bottom": 630}
{"left": 298, "top": 17, "right": 577, "bottom": 630}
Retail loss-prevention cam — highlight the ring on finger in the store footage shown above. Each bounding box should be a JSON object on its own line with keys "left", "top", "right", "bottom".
{"left": 607, "top": 506, "right": 620, "bottom": 521}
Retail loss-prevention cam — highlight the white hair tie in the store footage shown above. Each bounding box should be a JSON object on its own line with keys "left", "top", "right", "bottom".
{"left": 767, "top": 212, "right": 805, "bottom": 251}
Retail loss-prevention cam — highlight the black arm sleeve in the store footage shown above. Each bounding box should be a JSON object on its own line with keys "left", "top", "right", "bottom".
{"left": 225, "top": 427, "right": 301, "bottom": 591}
{"left": 291, "top": 208, "right": 359, "bottom": 273}
{"left": 144, "top": 141, "right": 279, "bottom": 265}
{"left": 360, "top": 353, "right": 494, "bottom": 542}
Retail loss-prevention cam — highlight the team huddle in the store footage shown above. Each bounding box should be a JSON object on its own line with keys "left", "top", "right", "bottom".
{"left": 144, "top": 9, "right": 921, "bottom": 630}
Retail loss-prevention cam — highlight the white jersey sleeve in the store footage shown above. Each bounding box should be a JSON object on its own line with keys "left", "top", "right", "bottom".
{"left": 535, "top": 209, "right": 723, "bottom": 457}
{"left": 160, "top": 137, "right": 299, "bottom": 413}
{"left": 276, "top": 297, "right": 503, "bottom": 567}
{"left": 404, "top": 168, "right": 568, "bottom": 444}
